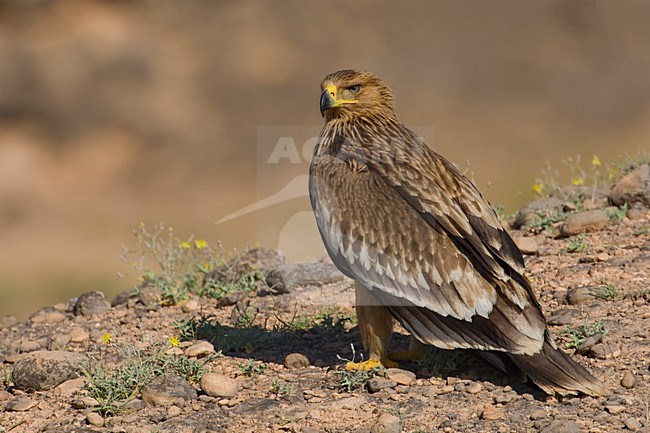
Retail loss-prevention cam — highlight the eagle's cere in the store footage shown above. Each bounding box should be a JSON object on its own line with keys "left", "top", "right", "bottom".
{"left": 309, "top": 69, "right": 608, "bottom": 396}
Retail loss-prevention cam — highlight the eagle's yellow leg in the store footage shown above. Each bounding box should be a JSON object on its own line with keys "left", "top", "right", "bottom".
{"left": 346, "top": 282, "right": 398, "bottom": 371}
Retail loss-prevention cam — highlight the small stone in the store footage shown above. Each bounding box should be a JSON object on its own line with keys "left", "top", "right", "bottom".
{"left": 466, "top": 382, "right": 482, "bottom": 394}
{"left": 11, "top": 350, "right": 88, "bottom": 391}
{"left": 5, "top": 397, "right": 38, "bottom": 411}
{"left": 141, "top": 373, "right": 198, "bottom": 406}
{"left": 605, "top": 405, "right": 625, "bottom": 415}
{"left": 367, "top": 377, "right": 397, "bottom": 393}
{"left": 183, "top": 299, "right": 200, "bottom": 312}
{"left": 624, "top": 417, "right": 643, "bottom": 431}
{"left": 621, "top": 371, "right": 636, "bottom": 389}
{"left": 73, "top": 291, "right": 111, "bottom": 316}
{"left": 19, "top": 340, "right": 42, "bottom": 353}
{"left": 86, "top": 412, "right": 104, "bottom": 427}
{"left": 436, "top": 385, "right": 454, "bottom": 395}
{"left": 371, "top": 413, "right": 402, "bottom": 433}
{"left": 547, "top": 309, "right": 580, "bottom": 325}
{"left": 265, "top": 262, "right": 346, "bottom": 293}
{"left": 513, "top": 236, "right": 538, "bottom": 255}
{"left": 609, "top": 164, "right": 650, "bottom": 208}
{"left": 0, "top": 390, "right": 12, "bottom": 401}
{"left": 167, "top": 405, "right": 182, "bottom": 418}
{"left": 558, "top": 210, "right": 609, "bottom": 237}
{"left": 575, "top": 333, "right": 604, "bottom": 354}
{"left": 54, "top": 377, "right": 86, "bottom": 397}
{"left": 540, "top": 420, "right": 580, "bottom": 433}
{"left": 285, "top": 353, "right": 310, "bottom": 369}
{"left": 41, "top": 311, "right": 66, "bottom": 323}
{"left": 480, "top": 405, "right": 503, "bottom": 421}
{"left": 530, "top": 408, "right": 546, "bottom": 420}
{"left": 200, "top": 373, "right": 239, "bottom": 398}
{"left": 185, "top": 340, "right": 215, "bottom": 358}
{"left": 590, "top": 344, "right": 622, "bottom": 359}
{"left": 385, "top": 368, "right": 416, "bottom": 386}
{"left": 567, "top": 286, "right": 601, "bottom": 305}
{"left": 69, "top": 327, "right": 89, "bottom": 343}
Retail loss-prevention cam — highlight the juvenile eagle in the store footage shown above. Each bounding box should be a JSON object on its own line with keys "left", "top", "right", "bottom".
{"left": 309, "top": 69, "right": 607, "bottom": 396}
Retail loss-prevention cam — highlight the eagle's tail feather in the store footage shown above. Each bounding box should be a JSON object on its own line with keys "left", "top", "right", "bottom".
{"left": 505, "top": 341, "right": 609, "bottom": 397}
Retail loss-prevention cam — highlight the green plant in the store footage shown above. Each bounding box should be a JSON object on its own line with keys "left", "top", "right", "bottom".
{"left": 238, "top": 359, "right": 268, "bottom": 377}
{"left": 566, "top": 235, "right": 588, "bottom": 253}
{"left": 276, "top": 311, "right": 353, "bottom": 333}
{"left": 271, "top": 379, "right": 292, "bottom": 395}
{"left": 529, "top": 208, "right": 568, "bottom": 234}
{"left": 413, "top": 347, "right": 461, "bottom": 378}
{"left": 560, "top": 321, "right": 608, "bottom": 349}
{"left": 606, "top": 203, "right": 628, "bottom": 223}
{"left": 596, "top": 279, "right": 619, "bottom": 300}
{"left": 609, "top": 149, "right": 649, "bottom": 183}
{"left": 120, "top": 223, "right": 262, "bottom": 306}
{"left": 81, "top": 342, "right": 215, "bottom": 415}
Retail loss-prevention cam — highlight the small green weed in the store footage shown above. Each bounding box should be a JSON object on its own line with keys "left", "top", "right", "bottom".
{"left": 271, "top": 379, "right": 292, "bottom": 395}
{"left": 566, "top": 235, "right": 588, "bottom": 253}
{"left": 595, "top": 279, "right": 619, "bottom": 300}
{"left": 530, "top": 208, "right": 568, "bottom": 234}
{"left": 605, "top": 203, "right": 628, "bottom": 223}
{"left": 82, "top": 342, "right": 216, "bottom": 415}
{"left": 238, "top": 359, "right": 268, "bottom": 377}
{"left": 561, "top": 321, "right": 608, "bottom": 349}
{"left": 334, "top": 344, "right": 384, "bottom": 393}
{"left": 120, "top": 222, "right": 262, "bottom": 306}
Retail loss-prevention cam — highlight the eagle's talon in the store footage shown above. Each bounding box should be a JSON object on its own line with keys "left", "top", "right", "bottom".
{"left": 345, "top": 358, "right": 396, "bottom": 371}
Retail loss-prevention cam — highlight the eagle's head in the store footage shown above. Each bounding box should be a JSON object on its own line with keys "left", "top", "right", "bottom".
{"left": 319, "top": 69, "right": 395, "bottom": 120}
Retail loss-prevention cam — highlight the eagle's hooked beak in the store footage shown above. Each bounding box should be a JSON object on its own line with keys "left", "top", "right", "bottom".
{"left": 320, "top": 84, "right": 358, "bottom": 117}
{"left": 320, "top": 85, "right": 337, "bottom": 117}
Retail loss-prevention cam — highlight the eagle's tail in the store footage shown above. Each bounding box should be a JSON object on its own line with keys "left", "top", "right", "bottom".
{"left": 503, "top": 341, "right": 609, "bottom": 397}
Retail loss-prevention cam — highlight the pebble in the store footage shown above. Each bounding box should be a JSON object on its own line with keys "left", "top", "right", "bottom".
{"left": 41, "top": 311, "right": 66, "bottom": 323}
{"left": 5, "top": 397, "right": 38, "bottom": 411}
{"left": 547, "top": 309, "right": 580, "bottom": 325}
{"left": 0, "top": 390, "right": 12, "bottom": 401}
{"left": 54, "top": 377, "right": 86, "bottom": 397}
{"left": 466, "top": 382, "right": 482, "bottom": 394}
{"left": 621, "top": 371, "right": 636, "bottom": 389}
{"left": 558, "top": 210, "right": 609, "bottom": 237}
{"left": 480, "top": 405, "right": 503, "bottom": 420}
{"left": 73, "top": 291, "right": 111, "bottom": 316}
{"left": 19, "top": 340, "right": 42, "bottom": 353}
{"left": 367, "top": 377, "right": 397, "bottom": 393}
{"left": 11, "top": 350, "right": 88, "bottom": 391}
{"left": 605, "top": 405, "right": 625, "bottom": 415}
{"left": 590, "top": 344, "right": 622, "bottom": 359}
{"left": 371, "top": 413, "right": 402, "bottom": 433}
{"left": 540, "top": 420, "right": 580, "bottom": 433}
{"left": 200, "top": 373, "right": 239, "bottom": 398}
{"left": 141, "top": 373, "right": 198, "bottom": 405}
{"left": 530, "top": 408, "right": 546, "bottom": 420}
{"left": 513, "top": 236, "right": 538, "bottom": 254}
{"left": 624, "top": 417, "right": 642, "bottom": 431}
{"left": 69, "top": 327, "right": 89, "bottom": 343}
{"left": 265, "top": 262, "right": 346, "bottom": 293}
{"left": 566, "top": 286, "right": 600, "bottom": 305}
{"left": 609, "top": 164, "right": 650, "bottom": 208}
{"left": 167, "top": 405, "right": 182, "bottom": 418}
{"left": 183, "top": 299, "right": 200, "bottom": 311}
{"left": 86, "top": 412, "right": 104, "bottom": 427}
{"left": 436, "top": 385, "right": 454, "bottom": 395}
{"left": 185, "top": 340, "right": 215, "bottom": 357}
{"left": 385, "top": 368, "right": 416, "bottom": 386}
{"left": 285, "top": 353, "right": 310, "bottom": 369}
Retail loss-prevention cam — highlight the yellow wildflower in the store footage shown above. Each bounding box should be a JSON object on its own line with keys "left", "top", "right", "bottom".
{"left": 591, "top": 155, "right": 602, "bottom": 167}
{"left": 168, "top": 336, "right": 180, "bottom": 347}
{"left": 572, "top": 177, "right": 584, "bottom": 186}
{"left": 194, "top": 239, "right": 208, "bottom": 249}
{"left": 532, "top": 183, "right": 543, "bottom": 195}
{"left": 102, "top": 333, "right": 112, "bottom": 344}
{"left": 178, "top": 241, "right": 191, "bottom": 249}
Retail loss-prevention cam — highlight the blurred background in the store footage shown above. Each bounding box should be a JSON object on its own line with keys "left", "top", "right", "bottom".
{"left": 1, "top": 0, "right": 649, "bottom": 319}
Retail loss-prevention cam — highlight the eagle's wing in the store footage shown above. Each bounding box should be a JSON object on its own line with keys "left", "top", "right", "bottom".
{"left": 309, "top": 130, "right": 544, "bottom": 354}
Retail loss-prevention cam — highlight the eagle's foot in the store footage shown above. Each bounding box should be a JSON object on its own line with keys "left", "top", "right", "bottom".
{"left": 345, "top": 357, "right": 397, "bottom": 371}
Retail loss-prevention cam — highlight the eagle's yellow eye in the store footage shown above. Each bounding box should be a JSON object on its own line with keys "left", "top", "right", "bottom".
{"left": 348, "top": 85, "right": 361, "bottom": 94}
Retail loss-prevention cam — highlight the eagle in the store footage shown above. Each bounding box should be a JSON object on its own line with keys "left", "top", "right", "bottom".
{"left": 309, "top": 69, "right": 607, "bottom": 396}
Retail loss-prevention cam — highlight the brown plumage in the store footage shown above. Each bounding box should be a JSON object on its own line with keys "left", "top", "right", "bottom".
{"left": 309, "top": 69, "right": 608, "bottom": 396}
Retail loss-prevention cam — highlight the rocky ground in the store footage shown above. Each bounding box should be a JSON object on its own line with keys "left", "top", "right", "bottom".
{"left": 1, "top": 165, "right": 649, "bottom": 433}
